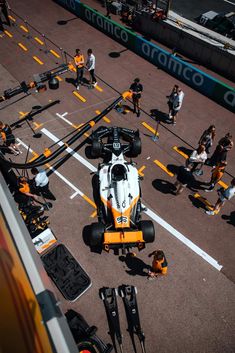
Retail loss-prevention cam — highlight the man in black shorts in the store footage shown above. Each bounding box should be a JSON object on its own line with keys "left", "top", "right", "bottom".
{"left": 130, "top": 78, "right": 143, "bottom": 117}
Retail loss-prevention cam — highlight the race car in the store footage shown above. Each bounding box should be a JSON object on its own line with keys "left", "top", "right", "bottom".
{"left": 88, "top": 126, "right": 155, "bottom": 252}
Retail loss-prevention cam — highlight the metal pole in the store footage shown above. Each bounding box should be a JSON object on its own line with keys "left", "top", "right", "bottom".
{"left": 151, "top": 119, "right": 159, "bottom": 142}
{"left": 42, "top": 34, "right": 49, "bottom": 54}
{"left": 24, "top": 19, "right": 31, "bottom": 39}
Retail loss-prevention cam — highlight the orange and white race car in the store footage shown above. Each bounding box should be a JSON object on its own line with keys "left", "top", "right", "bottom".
{"left": 89, "top": 126, "right": 155, "bottom": 252}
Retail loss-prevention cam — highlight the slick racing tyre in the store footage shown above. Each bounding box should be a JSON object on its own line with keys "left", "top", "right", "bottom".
{"left": 130, "top": 137, "right": 141, "bottom": 157}
{"left": 91, "top": 140, "right": 102, "bottom": 158}
{"left": 139, "top": 220, "right": 155, "bottom": 243}
{"left": 90, "top": 222, "right": 105, "bottom": 246}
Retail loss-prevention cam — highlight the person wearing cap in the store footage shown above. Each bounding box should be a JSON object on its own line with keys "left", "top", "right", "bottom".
{"left": 129, "top": 78, "right": 143, "bottom": 117}
{"left": 74, "top": 48, "right": 84, "bottom": 90}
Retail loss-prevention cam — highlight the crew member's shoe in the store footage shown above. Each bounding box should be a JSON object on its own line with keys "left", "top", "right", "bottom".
{"left": 76, "top": 85, "right": 80, "bottom": 90}
{"left": 137, "top": 111, "right": 140, "bottom": 117}
{"left": 206, "top": 210, "right": 215, "bottom": 216}
{"left": 93, "top": 82, "right": 97, "bottom": 87}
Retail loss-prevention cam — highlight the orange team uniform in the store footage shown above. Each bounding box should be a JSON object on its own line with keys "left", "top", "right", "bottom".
{"left": 211, "top": 165, "right": 225, "bottom": 182}
{"left": 19, "top": 182, "right": 30, "bottom": 194}
{"left": 152, "top": 257, "right": 168, "bottom": 275}
{"left": 74, "top": 54, "right": 84, "bottom": 68}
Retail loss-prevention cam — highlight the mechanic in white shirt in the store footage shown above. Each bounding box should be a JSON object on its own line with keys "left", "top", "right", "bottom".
{"left": 171, "top": 88, "right": 184, "bottom": 125}
{"left": 206, "top": 178, "right": 235, "bottom": 216}
{"left": 86, "top": 48, "right": 97, "bottom": 86}
{"left": 186, "top": 144, "right": 207, "bottom": 175}
{"left": 31, "top": 167, "right": 56, "bottom": 200}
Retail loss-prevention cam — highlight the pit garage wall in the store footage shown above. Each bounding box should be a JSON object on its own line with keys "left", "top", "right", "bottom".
{"left": 55, "top": 0, "right": 235, "bottom": 113}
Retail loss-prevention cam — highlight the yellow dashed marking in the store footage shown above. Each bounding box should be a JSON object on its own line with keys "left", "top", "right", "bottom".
{"left": 29, "top": 152, "right": 39, "bottom": 162}
{"left": 173, "top": 146, "right": 188, "bottom": 159}
{"left": 19, "top": 111, "right": 29, "bottom": 118}
{"left": 33, "top": 122, "right": 43, "bottom": 129}
{"left": 142, "top": 122, "right": 159, "bottom": 137}
{"left": 20, "top": 25, "right": 29, "bottom": 33}
{"left": 73, "top": 91, "right": 86, "bottom": 102}
{"left": 218, "top": 180, "right": 228, "bottom": 189}
{"left": 34, "top": 36, "right": 44, "bottom": 45}
{"left": 4, "top": 30, "right": 13, "bottom": 38}
{"left": 96, "top": 110, "right": 110, "bottom": 123}
{"left": 50, "top": 49, "right": 60, "bottom": 58}
{"left": 193, "top": 193, "right": 217, "bottom": 211}
{"left": 154, "top": 160, "right": 174, "bottom": 177}
{"left": 82, "top": 194, "right": 96, "bottom": 208}
{"left": 84, "top": 132, "right": 90, "bottom": 138}
{"left": 90, "top": 210, "right": 97, "bottom": 218}
{"left": 55, "top": 75, "right": 62, "bottom": 81}
{"left": 8, "top": 15, "right": 16, "bottom": 22}
{"left": 18, "top": 42, "right": 28, "bottom": 51}
{"left": 94, "top": 84, "right": 103, "bottom": 92}
{"left": 33, "top": 56, "right": 44, "bottom": 65}
{"left": 138, "top": 166, "right": 146, "bottom": 177}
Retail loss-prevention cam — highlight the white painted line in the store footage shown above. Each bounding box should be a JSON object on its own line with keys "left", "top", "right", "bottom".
{"left": 42, "top": 129, "right": 222, "bottom": 270}
{"left": 143, "top": 207, "right": 223, "bottom": 271}
{"left": 224, "top": 0, "right": 235, "bottom": 5}
{"left": 16, "top": 138, "right": 33, "bottom": 152}
{"left": 56, "top": 112, "right": 73, "bottom": 126}
{"left": 61, "top": 112, "right": 68, "bottom": 117}
{"left": 17, "top": 139, "right": 85, "bottom": 199}
{"left": 41, "top": 128, "right": 97, "bottom": 172}
{"left": 70, "top": 191, "right": 80, "bottom": 199}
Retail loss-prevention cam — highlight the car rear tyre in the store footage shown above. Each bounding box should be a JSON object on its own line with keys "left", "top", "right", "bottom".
{"left": 91, "top": 140, "right": 102, "bottom": 158}
{"left": 140, "top": 220, "right": 155, "bottom": 243}
{"left": 130, "top": 137, "right": 141, "bottom": 157}
{"left": 90, "top": 222, "right": 104, "bottom": 246}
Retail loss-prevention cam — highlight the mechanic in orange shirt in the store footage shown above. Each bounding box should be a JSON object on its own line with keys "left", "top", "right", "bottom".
{"left": 147, "top": 250, "right": 168, "bottom": 279}
{"left": 205, "top": 160, "right": 227, "bottom": 192}
{"left": 18, "top": 176, "right": 39, "bottom": 201}
{"left": 74, "top": 48, "right": 84, "bottom": 90}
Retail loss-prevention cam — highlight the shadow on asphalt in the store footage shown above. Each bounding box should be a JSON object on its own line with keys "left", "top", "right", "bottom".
{"left": 188, "top": 194, "right": 207, "bottom": 210}
{"left": 221, "top": 211, "right": 235, "bottom": 227}
{"left": 152, "top": 179, "right": 176, "bottom": 195}
{"left": 119, "top": 254, "right": 151, "bottom": 277}
{"left": 150, "top": 109, "right": 171, "bottom": 124}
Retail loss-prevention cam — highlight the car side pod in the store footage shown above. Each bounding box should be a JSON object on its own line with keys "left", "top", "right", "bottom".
{"left": 122, "top": 90, "right": 133, "bottom": 100}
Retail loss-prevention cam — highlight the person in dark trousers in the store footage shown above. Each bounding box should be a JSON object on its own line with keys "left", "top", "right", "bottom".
{"left": 105, "top": 0, "right": 112, "bottom": 18}
{"left": 130, "top": 78, "right": 143, "bottom": 117}
{"left": 208, "top": 133, "right": 233, "bottom": 166}
{"left": 0, "top": 0, "right": 11, "bottom": 32}
{"left": 166, "top": 84, "right": 178, "bottom": 120}
{"left": 31, "top": 167, "right": 56, "bottom": 200}
{"left": 0, "top": 121, "right": 22, "bottom": 155}
{"left": 147, "top": 250, "right": 168, "bottom": 280}
{"left": 86, "top": 48, "right": 97, "bottom": 86}
{"left": 74, "top": 48, "right": 84, "bottom": 90}
{"left": 198, "top": 125, "right": 216, "bottom": 154}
